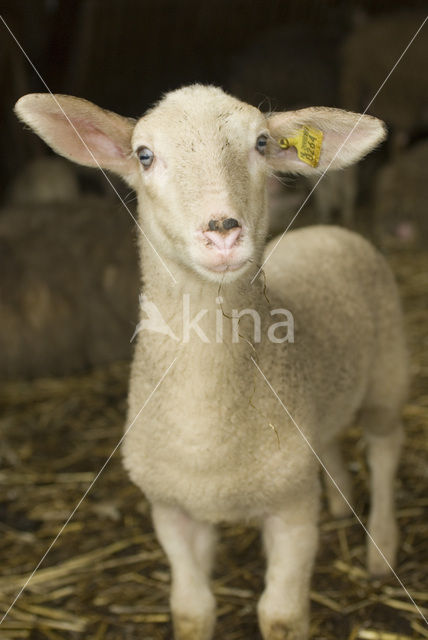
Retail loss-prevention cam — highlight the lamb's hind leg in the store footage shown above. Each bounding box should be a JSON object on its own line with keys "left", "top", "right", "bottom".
{"left": 362, "top": 408, "right": 404, "bottom": 577}
{"left": 152, "top": 504, "right": 217, "bottom": 640}
{"left": 321, "top": 438, "right": 353, "bottom": 519}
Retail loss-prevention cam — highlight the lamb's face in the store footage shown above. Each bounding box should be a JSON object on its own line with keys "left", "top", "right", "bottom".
{"left": 132, "top": 86, "right": 269, "bottom": 281}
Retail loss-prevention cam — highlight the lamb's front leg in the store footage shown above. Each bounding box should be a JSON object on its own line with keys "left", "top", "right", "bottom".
{"left": 258, "top": 492, "right": 320, "bottom": 640}
{"left": 152, "top": 503, "right": 217, "bottom": 640}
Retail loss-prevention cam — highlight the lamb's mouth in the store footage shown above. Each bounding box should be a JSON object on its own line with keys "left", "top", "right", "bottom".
{"left": 206, "top": 261, "right": 246, "bottom": 273}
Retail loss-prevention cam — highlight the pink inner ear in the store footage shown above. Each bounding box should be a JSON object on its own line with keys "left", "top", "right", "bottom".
{"left": 49, "top": 112, "right": 126, "bottom": 160}
{"left": 82, "top": 123, "right": 126, "bottom": 159}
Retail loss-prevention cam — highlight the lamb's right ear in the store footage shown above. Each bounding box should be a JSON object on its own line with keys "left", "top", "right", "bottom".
{"left": 15, "top": 94, "right": 136, "bottom": 180}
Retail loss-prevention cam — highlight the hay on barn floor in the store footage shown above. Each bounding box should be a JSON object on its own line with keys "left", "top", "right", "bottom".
{"left": 0, "top": 248, "right": 427, "bottom": 639}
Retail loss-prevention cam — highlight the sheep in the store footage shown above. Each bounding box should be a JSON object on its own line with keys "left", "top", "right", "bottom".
{"left": 341, "top": 10, "right": 428, "bottom": 152}
{"left": 374, "top": 139, "right": 428, "bottom": 249}
{"left": 5, "top": 155, "right": 129, "bottom": 207}
{"left": 0, "top": 198, "right": 139, "bottom": 379}
{"left": 5, "top": 156, "right": 80, "bottom": 206}
{"left": 15, "top": 86, "right": 408, "bottom": 640}
{"left": 333, "top": 10, "right": 428, "bottom": 232}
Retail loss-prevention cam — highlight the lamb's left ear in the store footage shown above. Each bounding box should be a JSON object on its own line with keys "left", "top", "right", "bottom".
{"left": 266, "top": 107, "right": 386, "bottom": 175}
{"left": 15, "top": 94, "right": 136, "bottom": 180}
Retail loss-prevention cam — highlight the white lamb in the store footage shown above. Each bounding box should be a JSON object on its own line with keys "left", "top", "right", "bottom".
{"left": 15, "top": 86, "right": 408, "bottom": 640}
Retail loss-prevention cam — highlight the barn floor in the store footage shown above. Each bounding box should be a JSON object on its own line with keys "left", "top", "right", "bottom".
{"left": 0, "top": 248, "right": 427, "bottom": 640}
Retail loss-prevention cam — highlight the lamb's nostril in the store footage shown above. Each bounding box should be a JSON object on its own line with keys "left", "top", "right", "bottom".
{"left": 223, "top": 218, "right": 240, "bottom": 230}
{"left": 208, "top": 219, "right": 219, "bottom": 231}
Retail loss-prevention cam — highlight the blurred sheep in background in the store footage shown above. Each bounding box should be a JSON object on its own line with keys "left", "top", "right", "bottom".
{"left": 0, "top": 197, "right": 139, "bottom": 379}
{"left": 341, "top": 10, "right": 428, "bottom": 152}
{"left": 374, "top": 140, "right": 428, "bottom": 249}
{"left": 6, "top": 157, "right": 80, "bottom": 206}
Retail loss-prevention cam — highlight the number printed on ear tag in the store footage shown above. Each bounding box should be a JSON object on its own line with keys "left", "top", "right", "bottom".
{"left": 278, "top": 126, "right": 323, "bottom": 168}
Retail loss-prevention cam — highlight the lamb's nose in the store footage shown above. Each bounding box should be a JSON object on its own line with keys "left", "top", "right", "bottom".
{"left": 208, "top": 218, "right": 241, "bottom": 232}
{"left": 204, "top": 225, "right": 242, "bottom": 251}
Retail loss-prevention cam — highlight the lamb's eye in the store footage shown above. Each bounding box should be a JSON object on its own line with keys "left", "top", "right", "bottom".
{"left": 256, "top": 134, "right": 268, "bottom": 155}
{"left": 137, "top": 146, "right": 154, "bottom": 168}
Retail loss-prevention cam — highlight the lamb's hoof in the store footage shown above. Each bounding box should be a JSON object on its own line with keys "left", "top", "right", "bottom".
{"left": 258, "top": 591, "right": 309, "bottom": 640}
{"left": 367, "top": 521, "right": 398, "bottom": 578}
{"left": 261, "top": 621, "right": 307, "bottom": 640}
{"left": 259, "top": 606, "right": 308, "bottom": 640}
{"left": 173, "top": 614, "right": 214, "bottom": 640}
{"left": 368, "top": 548, "right": 396, "bottom": 579}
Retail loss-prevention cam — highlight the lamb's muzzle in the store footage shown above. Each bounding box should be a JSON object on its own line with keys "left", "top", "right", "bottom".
{"left": 202, "top": 222, "right": 242, "bottom": 271}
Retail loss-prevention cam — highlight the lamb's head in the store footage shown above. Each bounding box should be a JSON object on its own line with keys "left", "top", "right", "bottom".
{"left": 130, "top": 86, "right": 269, "bottom": 280}
{"left": 15, "top": 85, "right": 386, "bottom": 282}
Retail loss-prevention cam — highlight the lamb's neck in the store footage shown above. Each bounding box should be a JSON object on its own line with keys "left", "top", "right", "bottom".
{"left": 144, "top": 256, "right": 263, "bottom": 307}
{"left": 138, "top": 247, "right": 269, "bottom": 352}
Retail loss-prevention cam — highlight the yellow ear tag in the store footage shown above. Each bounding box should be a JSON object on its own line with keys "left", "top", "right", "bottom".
{"left": 278, "top": 126, "right": 323, "bottom": 168}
